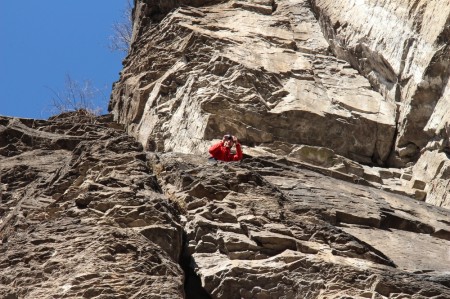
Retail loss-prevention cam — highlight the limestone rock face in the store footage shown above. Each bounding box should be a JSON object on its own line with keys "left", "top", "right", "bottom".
{"left": 1, "top": 113, "right": 450, "bottom": 297}
{"left": 110, "top": 0, "right": 449, "bottom": 207}
{"left": 309, "top": 0, "right": 450, "bottom": 207}
{"left": 110, "top": 0, "right": 396, "bottom": 165}
{"left": 3, "top": 0, "right": 450, "bottom": 298}
{"left": 0, "top": 113, "right": 185, "bottom": 298}
{"left": 311, "top": 0, "right": 450, "bottom": 164}
{"left": 151, "top": 153, "right": 450, "bottom": 298}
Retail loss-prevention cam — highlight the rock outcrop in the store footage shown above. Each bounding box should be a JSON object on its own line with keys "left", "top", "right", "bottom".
{"left": 310, "top": 0, "right": 450, "bottom": 208}
{"left": 311, "top": 0, "right": 450, "bottom": 162}
{"left": 110, "top": 0, "right": 450, "bottom": 208}
{"left": 2, "top": 0, "right": 450, "bottom": 298}
{"left": 110, "top": 0, "right": 396, "bottom": 165}
{"left": 1, "top": 113, "right": 450, "bottom": 298}
{"left": 152, "top": 153, "right": 450, "bottom": 298}
{"left": 0, "top": 113, "right": 185, "bottom": 298}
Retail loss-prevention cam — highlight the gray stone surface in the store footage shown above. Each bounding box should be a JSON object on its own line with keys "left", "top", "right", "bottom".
{"left": 110, "top": 0, "right": 396, "bottom": 165}
{"left": 0, "top": 114, "right": 184, "bottom": 298}
{"left": 1, "top": 114, "right": 450, "bottom": 298}
{"left": 111, "top": 0, "right": 450, "bottom": 207}
{"left": 152, "top": 153, "right": 450, "bottom": 298}
{"left": 311, "top": 0, "right": 450, "bottom": 164}
{"left": 2, "top": 0, "right": 450, "bottom": 298}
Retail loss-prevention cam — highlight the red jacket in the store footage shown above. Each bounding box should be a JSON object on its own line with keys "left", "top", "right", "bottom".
{"left": 209, "top": 141, "right": 243, "bottom": 162}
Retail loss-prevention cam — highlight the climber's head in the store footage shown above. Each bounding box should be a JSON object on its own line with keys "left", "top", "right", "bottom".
{"left": 223, "top": 134, "right": 235, "bottom": 148}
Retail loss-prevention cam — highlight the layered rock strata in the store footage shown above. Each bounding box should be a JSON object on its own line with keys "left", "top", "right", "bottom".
{"left": 152, "top": 153, "right": 450, "bottom": 298}
{"left": 1, "top": 113, "right": 450, "bottom": 298}
{"left": 311, "top": 0, "right": 450, "bottom": 164}
{"left": 0, "top": 113, "right": 185, "bottom": 298}
{"left": 111, "top": 0, "right": 396, "bottom": 165}
{"left": 2, "top": 0, "right": 450, "bottom": 297}
{"left": 111, "top": 0, "right": 449, "bottom": 207}
{"left": 310, "top": 0, "right": 450, "bottom": 208}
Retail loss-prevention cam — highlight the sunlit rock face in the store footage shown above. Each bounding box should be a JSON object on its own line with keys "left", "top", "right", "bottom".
{"left": 2, "top": 1, "right": 450, "bottom": 298}
{"left": 1, "top": 114, "right": 449, "bottom": 298}
{"left": 110, "top": 0, "right": 397, "bottom": 165}
{"left": 111, "top": 0, "right": 449, "bottom": 208}
{"left": 309, "top": 0, "right": 450, "bottom": 207}
{"left": 151, "top": 153, "right": 450, "bottom": 298}
{"left": 311, "top": 0, "right": 450, "bottom": 166}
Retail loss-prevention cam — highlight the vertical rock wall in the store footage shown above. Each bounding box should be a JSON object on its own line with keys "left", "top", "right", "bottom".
{"left": 2, "top": 1, "right": 450, "bottom": 298}
{"left": 311, "top": 0, "right": 450, "bottom": 165}
{"left": 110, "top": 0, "right": 397, "bottom": 165}
{"left": 110, "top": 0, "right": 449, "bottom": 206}
{"left": 310, "top": 0, "right": 450, "bottom": 207}
{"left": 2, "top": 114, "right": 450, "bottom": 298}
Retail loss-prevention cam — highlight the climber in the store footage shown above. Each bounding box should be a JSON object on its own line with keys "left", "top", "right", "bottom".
{"left": 209, "top": 134, "right": 243, "bottom": 162}
{"left": 443, "top": 121, "right": 450, "bottom": 154}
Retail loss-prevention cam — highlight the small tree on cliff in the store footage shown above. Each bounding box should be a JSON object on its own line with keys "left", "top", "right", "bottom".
{"left": 47, "top": 74, "right": 104, "bottom": 118}
{"left": 108, "top": 0, "right": 133, "bottom": 53}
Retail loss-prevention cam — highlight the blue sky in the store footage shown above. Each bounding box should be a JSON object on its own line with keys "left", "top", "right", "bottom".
{"left": 0, "top": 0, "right": 129, "bottom": 119}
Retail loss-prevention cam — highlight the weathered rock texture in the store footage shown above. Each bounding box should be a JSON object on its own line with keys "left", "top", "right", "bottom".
{"left": 110, "top": 0, "right": 450, "bottom": 208}
{"left": 111, "top": 0, "right": 396, "bottom": 165}
{"left": 2, "top": 0, "right": 450, "bottom": 298}
{"left": 0, "top": 113, "right": 185, "bottom": 298}
{"left": 310, "top": 0, "right": 450, "bottom": 208}
{"left": 154, "top": 154, "right": 450, "bottom": 298}
{"left": 311, "top": 0, "right": 450, "bottom": 161}
{"left": 1, "top": 113, "right": 450, "bottom": 298}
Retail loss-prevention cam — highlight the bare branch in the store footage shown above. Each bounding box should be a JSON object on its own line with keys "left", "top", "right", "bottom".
{"left": 109, "top": 0, "right": 133, "bottom": 53}
{"left": 46, "top": 74, "right": 104, "bottom": 119}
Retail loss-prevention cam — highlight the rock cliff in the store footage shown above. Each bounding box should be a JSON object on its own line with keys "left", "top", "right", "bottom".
{"left": 110, "top": 0, "right": 450, "bottom": 208}
{"left": 0, "top": 113, "right": 184, "bottom": 298}
{"left": 1, "top": 113, "right": 450, "bottom": 298}
{"left": 2, "top": 0, "right": 450, "bottom": 298}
